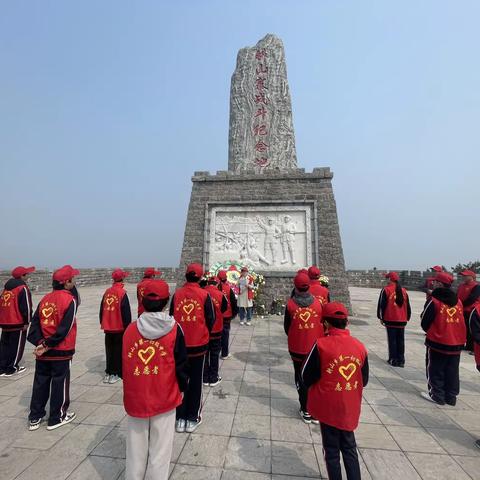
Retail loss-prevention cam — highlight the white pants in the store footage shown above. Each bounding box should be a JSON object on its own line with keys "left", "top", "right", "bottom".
{"left": 126, "top": 409, "right": 176, "bottom": 480}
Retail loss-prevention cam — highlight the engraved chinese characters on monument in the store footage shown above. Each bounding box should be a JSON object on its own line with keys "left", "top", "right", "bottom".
{"left": 208, "top": 206, "right": 312, "bottom": 271}
{"left": 229, "top": 34, "right": 297, "bottom": 172}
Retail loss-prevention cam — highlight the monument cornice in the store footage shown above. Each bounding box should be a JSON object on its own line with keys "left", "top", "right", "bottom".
{"left": 192, "top": 167, "right": 333, "bottom": 182}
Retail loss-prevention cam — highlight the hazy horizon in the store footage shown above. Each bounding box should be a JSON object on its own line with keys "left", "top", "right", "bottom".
{"left": 1, "top": 1, "right": 478, "bottom": 272}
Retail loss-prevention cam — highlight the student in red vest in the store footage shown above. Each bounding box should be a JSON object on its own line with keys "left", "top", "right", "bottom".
{"left": 377, "top": 272, "right": 411, "bottom": 367}
{"left": 308, "top": 265, "right": 330, "bottom": 305}
{"left": 203, "top": 276, "right": 228, "bottom": 386}
{"left": 217, "top": 270, "right": 238, "bottom": 359}
{"left": 0, "top": 266, "right": 35, "bottom": 377}
{"left": 27, "top": 265, "right": 80, "bottom": 431}
{"left": 420, "top": 272, "right": 466, "bottom": 406}
{"left": 302, "top": 302, "right": 368, "bottom": 480}
{"left": 469, "top": 302, "right": 480, "bottom": 450}
{"left": 284, "top": 272, "right": 325, "bottom": 423}
{"left": 100, "top": 269, "right": 132, "bottom": 384}
{"left": 136, "top": 267, "right": 162, "bottom": 317}
{"left": 423, "top": 265, "right": 443, "bottom": 300}
{"left": 457, "top": 270, "right": 480, "bottom": 353}
{"left": 123, "top": 279, "right": 188, "bottom": 480}
{"left": 169, "top": 263, "right": 215, "bottom": 433}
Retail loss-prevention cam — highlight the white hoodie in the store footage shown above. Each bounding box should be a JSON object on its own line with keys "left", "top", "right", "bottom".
{"left": 137, "top": 311, "right": 176, "bottom": 340}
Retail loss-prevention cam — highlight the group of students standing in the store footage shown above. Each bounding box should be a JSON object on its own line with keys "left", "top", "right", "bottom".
{"left": 1, "top": 262, "right": 480, "bottom": 479}
{"left": 284, "top": 265, "right": 369, "bottom": 480}
{"left": 377, "top": 266, "right": 480, "bottom": 409}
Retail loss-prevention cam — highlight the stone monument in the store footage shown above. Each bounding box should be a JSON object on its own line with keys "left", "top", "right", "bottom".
{"left": 178, "top": 34, "right": 351, "bottom": 309}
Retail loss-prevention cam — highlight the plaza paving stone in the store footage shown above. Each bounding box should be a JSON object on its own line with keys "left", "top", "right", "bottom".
{"left": 1, "top": 285, "right": 480, "bottom": 479}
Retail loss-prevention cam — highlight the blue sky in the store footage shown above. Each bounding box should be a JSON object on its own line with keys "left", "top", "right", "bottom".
{"left": 0, "top": 1, "right": 478, "bottom": 271}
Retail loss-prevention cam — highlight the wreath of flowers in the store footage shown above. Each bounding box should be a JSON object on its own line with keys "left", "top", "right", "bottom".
{"left": 209, "top": 260, "right": 265, "bottom": 299}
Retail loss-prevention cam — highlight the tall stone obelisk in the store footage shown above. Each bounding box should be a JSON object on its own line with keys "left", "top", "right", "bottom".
{"left": 229, "top": 34, "right": 297, "bottom": 172}
{"left": 177, "top": 34, "right": 351, "bottom": 309}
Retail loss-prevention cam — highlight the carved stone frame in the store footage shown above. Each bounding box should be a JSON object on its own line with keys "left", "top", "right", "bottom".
{"left": 203, "top": 201, "right": 317, "bottom": 273}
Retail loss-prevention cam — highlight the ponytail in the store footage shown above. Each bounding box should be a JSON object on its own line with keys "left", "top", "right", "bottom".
{"left": 394, "top": 281, "right": 404, "bottom": 307}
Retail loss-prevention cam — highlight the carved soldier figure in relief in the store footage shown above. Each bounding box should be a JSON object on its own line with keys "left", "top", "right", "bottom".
{"left": 280, "top": 215, "right": 297, "bottom": 265}
{"left": 256, "top": 216, "right": 280, "bottom": 264}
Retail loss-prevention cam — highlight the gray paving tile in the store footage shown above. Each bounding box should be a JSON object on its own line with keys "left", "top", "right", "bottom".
{"left": 82, "top": 403, "right": 126, "bottom": 426}
{"left": 406, "top": 452, "right": 471, "bottom": 480}
{"left": 372, "top": 405, "right": 420, "bottom": 426}
{"left": 271, "top": 415, "right": 312, "bottom": 443}
{"left": 237, "top": 395, "right": 271, "bottom": 416}
{"left": 359, "top": 449, "right": 421, "bottom": 480}
{"left": 427, "top": 428, "right": 480, "bottom": 456}
{"left": 170, "top": 465, "right": 222, "bottom": 479}
{"left": 178, "top": 433, "right": 229, "bottom": 467}
{"left": 224, "top": 437, "right": 271, "bottom": 473}
{"left": 386, "top": 426, "right": 445, "bottom": 453}
{"left": 452, "top": 455, "right": 480, "bottom": 479}
{"left": 232, "top": 413, "right": 271, "bottom": 439}
{"left": 223, "top": 471, "right": 271, "bottom": 480}
{"left": 355, "top": 423, "right": 399, "bottom": 450}
{"left": 0, "top": 447, "right": 40, "bottom": 480}
{"left": 195, "top": 411, "right": 234, "bottom": 436}
{"left": 271, "top": 441, "right": 319, "bottom": 477}
{"left": 67, "top": 456, "right": 125, "bottom": 480}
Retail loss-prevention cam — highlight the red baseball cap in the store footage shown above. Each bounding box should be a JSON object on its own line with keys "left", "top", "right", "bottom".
{"left": 294, "top": 272, "right": 310, "bottom": 290}
{"left": 323, "top": 302, "right": 349, "bottom": 320}
{"left": 433, "top": 272, "right": 454, "bottom": 285}
{"left": 308, "top": 266, "right": 321, "bottom": 279}
{"left": 297, "top": 268, "right": 308, "bottom": 275}
{"left": 11, "top": 266, "right": 35, "bottom": 278}
{"left": 207, "top": 276, "right": 219, "bottom": 284}
{"left": 186, "top": 263, "right": 203, "bottom": 277}
{"left": 460, "top": 270, "right": 477, "bottom": 278}
{"left": 144, "top": 267, "right": 161, "bottom": 278}
{"left": 217, "top": 270, "right": 227, "bottom": 281}
{"left": 240, "top": 266, "right": 249, "bottom": 273}
{"left": 53, "top": 265, "right": 80, "bottom": 283}
{"left": 431, "top": 265, "right": 443, "bottom": 272}
{"left": 112, "top": 269, "right": 130, "bottom": 281}
{"left": 143, "top": 279, "right": 169, "bottom": 300}
{"left": 385, "top": 272, "right": 399, "bottom": 282}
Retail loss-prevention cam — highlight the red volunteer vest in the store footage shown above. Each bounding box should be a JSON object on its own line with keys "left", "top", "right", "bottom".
{"left": 307, "top": 328, "right": 367, "bottom": 431}
{"left": 309, "top": 281, "right": 329, "bottom": 306}
{"left": 0, "top": 284, "right": 26, "bottom": 328}
{"left": 220, "top": 282, "right": 233, "bottom": 318}
{"left": 101, "top": 283, "right": 127, "bottom": 332}
{"left": 123, "top": 322, "right": 182, "bottom": 417}
{"left": 137, "top": 278, "right": 152, "bottom": 316}
{"left": 382, "top": 284, "right": 409, "bottom": 323}
{"left": 173, "top": 283, "right": 209, "bottom": 347}
{"left": 286, "top": 297, "right": 324, "bottom": 356}
{"left": 205, "top": 285, "right": 224, "bottom": 334}
{"left": 458, "top": 282, "right": 479, "bottom": 314}
{"left": 426, "top": 298, "right": 466, "bottom": 351}
{"left": 38, "top": 290, "right": 77, "bottom": 352}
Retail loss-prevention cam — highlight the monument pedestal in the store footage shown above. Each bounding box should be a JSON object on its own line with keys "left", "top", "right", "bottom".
{"left": 178, "top": 167, "right": 351, "bottom": 310}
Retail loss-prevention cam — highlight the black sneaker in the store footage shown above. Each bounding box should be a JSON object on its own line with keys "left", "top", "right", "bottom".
{"left": 209, "top": 377, "right": 222, "bottom": 387}
{"left": 421, "top": 392, "right": 445, "bottom": 405}
{"left": 475, "top": 439, "right": 480, "bottom": 449}
{"left": 28, "top": 418, "right": 43, "bottom": 431}
{"left": 46, "top": 412, "right": 76, "bottom": 431}
{"left": 299, "top": 409, "right": 312, "bottom": 424}
{"left": 445, "top": 397, "right": 457, "bottom": 406}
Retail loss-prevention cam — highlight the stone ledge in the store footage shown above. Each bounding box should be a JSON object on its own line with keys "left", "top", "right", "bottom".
{"left": 192, "top": 167, "right": 333, "bottom": 182}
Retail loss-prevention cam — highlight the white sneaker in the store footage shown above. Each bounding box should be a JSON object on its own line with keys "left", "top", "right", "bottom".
{"left": 46, "top": 412, "right": 76, "bottom": 431}
{"left": 203, "top": 382, "right": 210, "bottom": 386}
{"left": 175, "top": 419, "right": 186, "bottom": 433}
{"left": 28, "top": 417, "right": 43, "bottom": 431}
{"left": 103, "top": 374, "right": 110, "bottom": 384}
{"left": 109, "top": 375, "right": 121, "bottom": 384}
{"left": 185, "top": 418, "right": 202, "bottom": 433}
{"left": 15, "top": 366, "right": 27, "bottom": 374}
{"left": 209, "top": 377, "right": 222, "bottom": 387}
{"left": 240, "top": 321, "right": 245, "bottom": 325}
{"left": 221, "top": 353, "right": 232, "bottom": 360}
{"left": 246, "top": 321, "right": 251, "bottom": 326}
